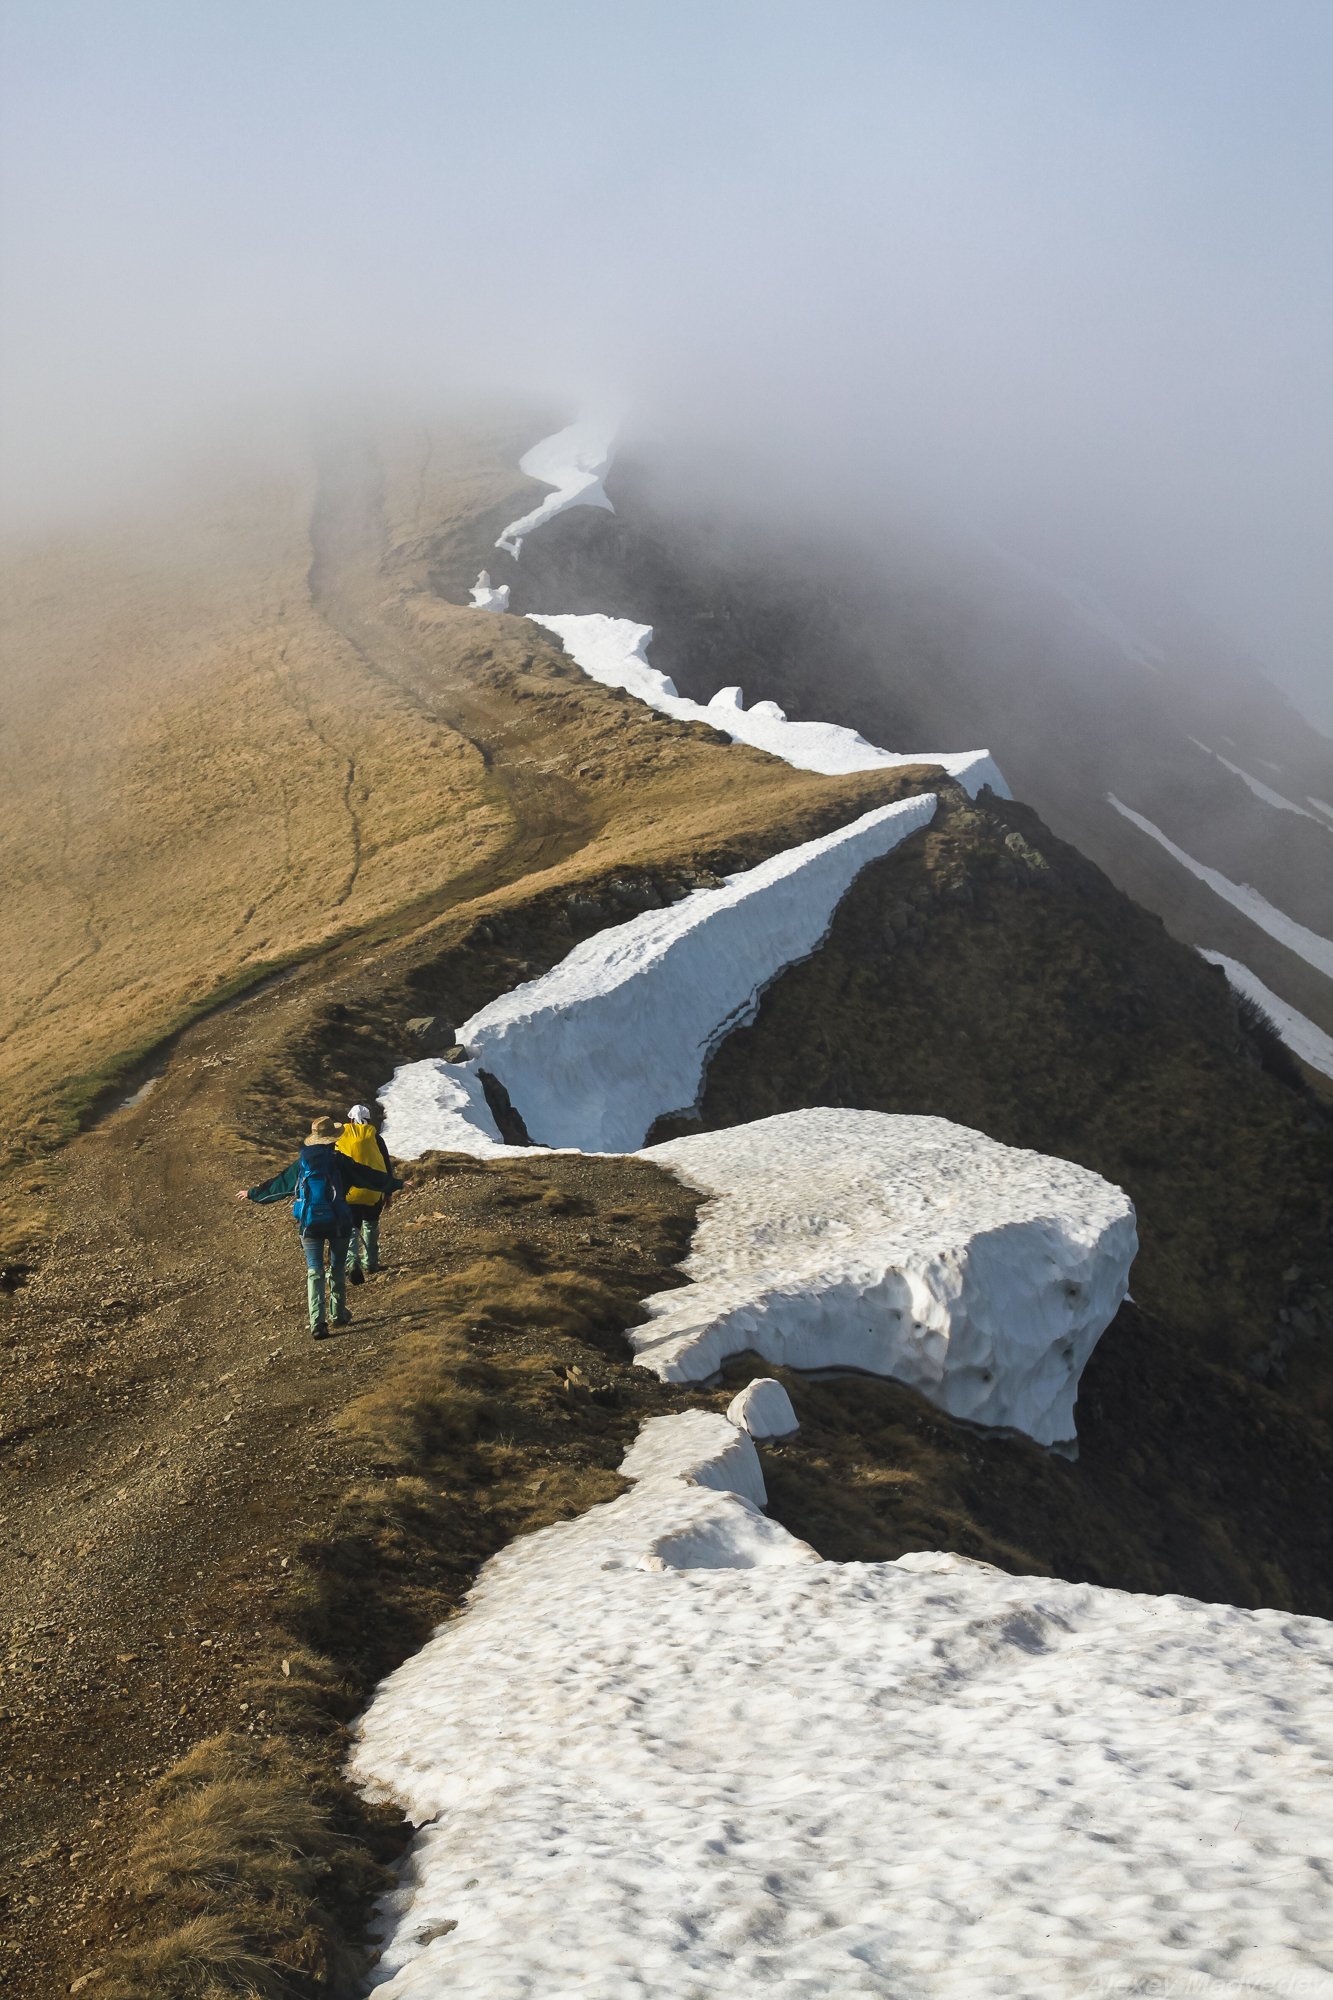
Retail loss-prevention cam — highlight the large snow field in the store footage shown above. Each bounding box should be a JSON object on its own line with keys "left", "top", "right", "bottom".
{"left": 381, "top": 794, "right": 937, "bottom": 1158}
{"left": 528, "top": 611, "right": 1010, "bottom": 799}
{"left": 351, "top": 1409, "right": 1333, "bottom": 2000}
{"left": 1201, "top": 950, "right": 1333, "bottom": 1082}
{"left": 1108, "top": 793, "right": 1333, "bottom": 981}
{"left": 495, "top": 418, "right": 616, "bottom": 558}
{"left": 635, "top": 1110, "right": 1136, "bottom": 1447}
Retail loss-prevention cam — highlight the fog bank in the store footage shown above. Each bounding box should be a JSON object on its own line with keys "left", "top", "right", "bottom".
{"left": 2, "top": 1, "right": 1330, "bottom": 723}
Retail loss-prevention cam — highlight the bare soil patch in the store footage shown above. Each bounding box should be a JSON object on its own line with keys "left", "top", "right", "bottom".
{"left": 1, "top": 1092, "right": 713, "bottom": 1993}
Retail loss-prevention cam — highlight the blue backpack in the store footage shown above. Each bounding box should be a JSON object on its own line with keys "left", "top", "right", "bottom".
{"left": 293, "top": 1149, "right": 345, "bottom": 1232}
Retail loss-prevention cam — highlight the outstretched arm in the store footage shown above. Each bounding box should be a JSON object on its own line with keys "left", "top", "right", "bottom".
{"left": 334, "top": 1156, "right": 402, "bottom": 1199}
{"left": 238, "top": 1160, "right": 301, "bottom": 1206}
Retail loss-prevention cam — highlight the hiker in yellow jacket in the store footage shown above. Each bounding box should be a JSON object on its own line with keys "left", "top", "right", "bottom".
{"left": 336, "top": 1104, "right": 396, "bottom": 1285}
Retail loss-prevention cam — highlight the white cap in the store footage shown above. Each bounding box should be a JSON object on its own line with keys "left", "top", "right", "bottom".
{"left": 347, "top": 1103, "right": 375, "bottom": 1124}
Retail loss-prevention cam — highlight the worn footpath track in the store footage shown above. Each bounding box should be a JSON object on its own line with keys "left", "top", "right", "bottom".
{"left": 0, "top": 442, "right": 919, "bottom": 1987}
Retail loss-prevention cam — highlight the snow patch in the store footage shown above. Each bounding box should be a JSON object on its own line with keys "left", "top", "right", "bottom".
{"left": 726, "top": 1377, "right": 799, "bottom": 1438}
{"left": 495, "top": 419, "right": 616, "bottom": 558}
{"left": 351, "top": 1409, "right": 1333, "bottom": 1999}
{"left": 1309, "top": 796, "right": 1333, "bottom": 825}
{"left": 385, "top": 794, "right": 936, "bottom": 1158}
{"left": 528, "top": 612, "right": 1009, "bottom": 798}
{"left": 468, "top": 569, "right": 509, "bottom": 612}
{"left": 1108, "top": 793, "right": 1333, "bottom": 981}
{"left": 621, "top": 1406, "right": 771, "bottom": 1511}
{"left": 1188, "top": 739, "right": 1329, "bottom": 828}
{"left": 379, "top": 1059, "right": 524, "bottom": 1162}
{"left": 1201, "top": 950, "right": 1333, "bottom": 1081}
{"left": 636, "top": 1109, "right": 1136, "bottom": 1448}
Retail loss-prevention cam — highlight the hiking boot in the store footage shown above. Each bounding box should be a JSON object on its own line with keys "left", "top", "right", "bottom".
{"left": 312, "top": 1321, "right": 329, "bottom": 1340}
{"left": 333, "top": 1308, "right": 353, "bottom": 1327}
{"left": 348, "top": 1265, "right": 365, "bottom": 1286}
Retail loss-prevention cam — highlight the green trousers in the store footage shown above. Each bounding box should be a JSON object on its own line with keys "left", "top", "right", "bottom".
{"left": 346, "top": 1207, "right": 381, "bottom": 1276}
{"left": 302, "top": 1230, "right": 349, "bottom": 1330}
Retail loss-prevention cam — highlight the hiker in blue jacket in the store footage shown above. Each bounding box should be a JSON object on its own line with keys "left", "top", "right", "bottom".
{"left": 237, "top": 1114, "right": 403, "bottom": 1338}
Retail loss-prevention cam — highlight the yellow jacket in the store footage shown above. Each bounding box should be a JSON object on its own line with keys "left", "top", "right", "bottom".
{"left": 336, "top": 1122, "right": 391, "bottom": 1208}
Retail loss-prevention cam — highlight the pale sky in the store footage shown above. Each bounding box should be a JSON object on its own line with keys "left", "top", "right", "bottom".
{"left": 2, "top": 1, "right": 1330, "bottom": 723}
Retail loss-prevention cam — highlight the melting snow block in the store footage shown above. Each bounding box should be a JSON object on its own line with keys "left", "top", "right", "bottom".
{"left": 621, "top": 1407, "right": 770, "bottom": 1509}
{"left": 726, "top": 1378, "right": 799, "bottom": 1438}
{"left": 468, "top": 569, "right": 510, "bottom": 611}
{"left": 452, "top": 794, "right": 937, "bottom": 1154}
{"left": 636, "top": 1108, "right": 1137, "bottom": 1448}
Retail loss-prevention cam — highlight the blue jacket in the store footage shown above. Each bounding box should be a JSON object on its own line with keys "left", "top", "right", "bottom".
{"left": 245, "top": 1141, "right": 400, "bottom": 1234}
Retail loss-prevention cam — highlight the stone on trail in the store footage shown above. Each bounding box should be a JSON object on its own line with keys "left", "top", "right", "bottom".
{"left": 403, "top": 1016, "right": 454, "bottom": 1050}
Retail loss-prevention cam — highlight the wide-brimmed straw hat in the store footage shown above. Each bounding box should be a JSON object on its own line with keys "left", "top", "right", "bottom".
{"left": 306, "top": 1115, "right": 341, "bottom": 1142}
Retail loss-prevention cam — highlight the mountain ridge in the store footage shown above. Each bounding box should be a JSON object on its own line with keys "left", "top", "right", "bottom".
{"left": 2, "top": 412, "right": 1330, "bottom": 1996}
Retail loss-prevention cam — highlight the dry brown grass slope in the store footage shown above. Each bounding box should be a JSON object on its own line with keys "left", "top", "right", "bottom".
{"left": 0, "top": 423, "right": 514, "bottom": 1167}
{"left": 0, "top": 417, "right": 944, "bottom": 1990}
{"left": 0, "top": 412, "right": 922, "bottom": 1263}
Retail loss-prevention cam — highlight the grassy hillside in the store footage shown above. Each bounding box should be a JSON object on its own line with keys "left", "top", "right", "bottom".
{"left": 0, "top": 416, "right": 908, "bottom": 1262}
{"left": 0, "top": 419, "right": 937, "bottom": 1990}
{"left": 0, "top": 423, "right": 515, "bottom": 1167}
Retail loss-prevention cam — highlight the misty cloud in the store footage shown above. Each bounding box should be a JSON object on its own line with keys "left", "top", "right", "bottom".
{"left": 2, "top": 0, "right": 1330, "bottom": 722}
